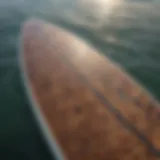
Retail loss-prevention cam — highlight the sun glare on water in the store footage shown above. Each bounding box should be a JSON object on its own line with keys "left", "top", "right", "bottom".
{"left": 73, "top": 0, "right": 124, "bottom": 29}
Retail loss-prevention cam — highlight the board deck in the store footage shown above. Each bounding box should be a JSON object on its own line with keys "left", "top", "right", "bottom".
{"left": 20, "top": 19, "right": 160, "bottom": 160}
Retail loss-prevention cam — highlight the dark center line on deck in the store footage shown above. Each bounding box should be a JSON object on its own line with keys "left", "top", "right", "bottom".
{"left": 57, "top": 52, "right": 160, "bottom": 157}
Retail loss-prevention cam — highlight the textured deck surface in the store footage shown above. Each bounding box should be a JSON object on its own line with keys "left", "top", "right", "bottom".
{"left": 21, "top": 19, "right": 160, "bottom": 160}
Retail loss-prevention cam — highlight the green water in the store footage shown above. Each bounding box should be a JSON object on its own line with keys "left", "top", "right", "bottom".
{"left": 0, "top": 0, "right": 160, "bottom": 160}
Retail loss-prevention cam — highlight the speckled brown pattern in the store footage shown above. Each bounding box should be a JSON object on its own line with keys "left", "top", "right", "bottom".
{"left": 21, "top": 19, "right": 160, "bottom": 160}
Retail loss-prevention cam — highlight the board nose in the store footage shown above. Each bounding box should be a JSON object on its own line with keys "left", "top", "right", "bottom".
{"left": 22, "top": 18, "right": 45, "bottom": 40}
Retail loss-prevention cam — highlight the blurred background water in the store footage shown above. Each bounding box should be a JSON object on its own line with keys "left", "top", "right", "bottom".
{"left": 0, "top": 0, "right": 160, "bottom": 159}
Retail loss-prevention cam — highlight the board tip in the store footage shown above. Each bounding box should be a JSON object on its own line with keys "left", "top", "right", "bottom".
{"left": 21, "top": 18, "right": 44, "bottom": 37}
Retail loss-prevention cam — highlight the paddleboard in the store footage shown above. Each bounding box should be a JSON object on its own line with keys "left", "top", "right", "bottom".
{"left": 20, "top": 18, "right": 160, "bottom": 160}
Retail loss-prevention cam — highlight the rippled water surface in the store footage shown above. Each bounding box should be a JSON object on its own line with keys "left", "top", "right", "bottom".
{"left": 0, "top": 0, "right": 160, "bottom": 159}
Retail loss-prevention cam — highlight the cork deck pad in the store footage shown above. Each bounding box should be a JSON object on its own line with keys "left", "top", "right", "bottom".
{"left": 20, "top": 19, "right": 160, "bottom": 160}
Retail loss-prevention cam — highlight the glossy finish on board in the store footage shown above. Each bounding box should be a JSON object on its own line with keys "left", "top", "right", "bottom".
{"left": 21, "top": 19, "right": 160, "bottom": 160}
